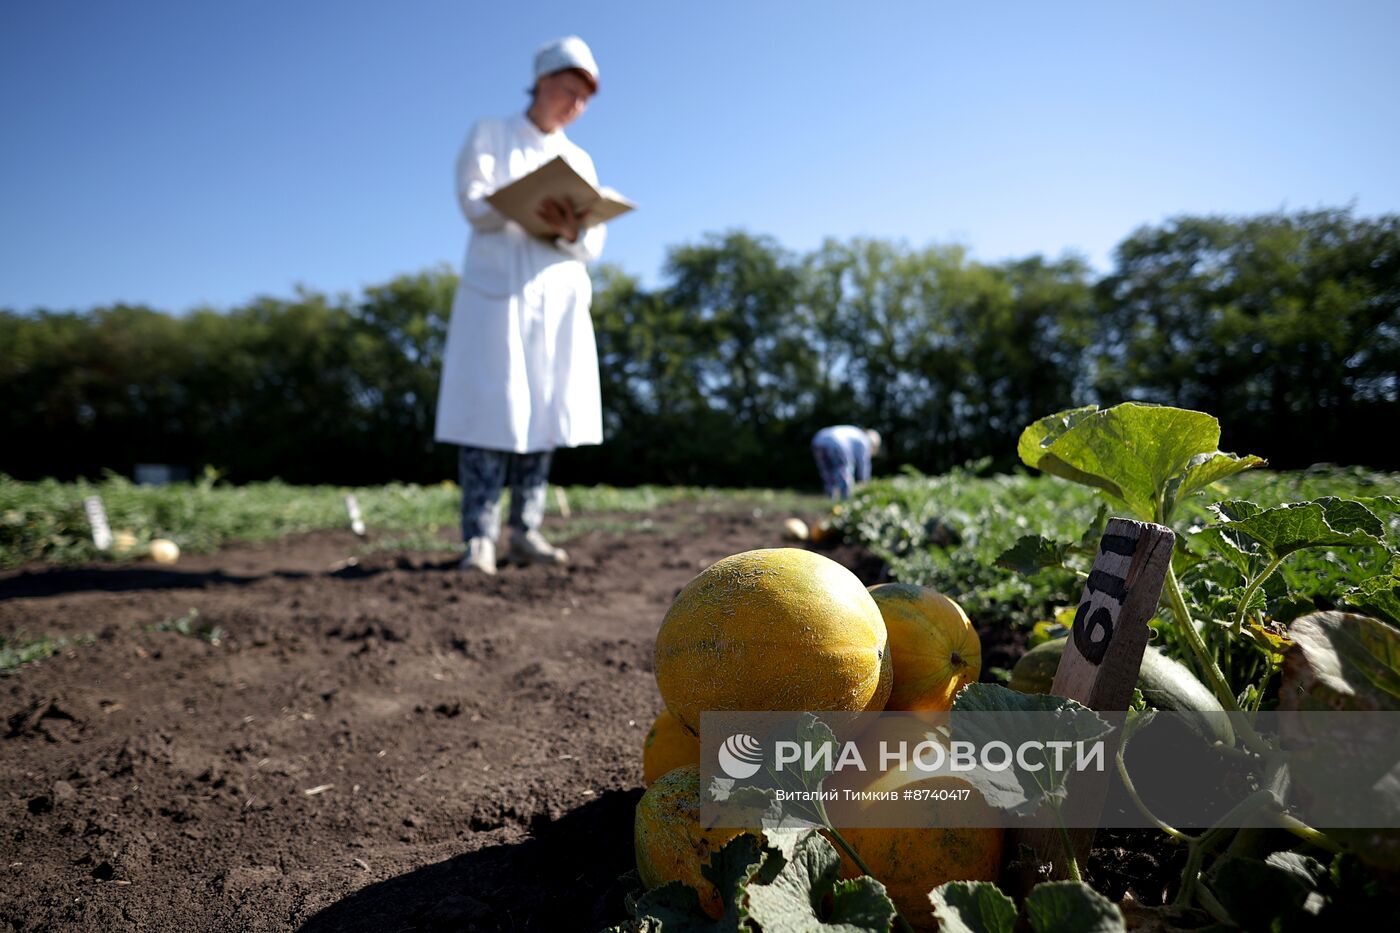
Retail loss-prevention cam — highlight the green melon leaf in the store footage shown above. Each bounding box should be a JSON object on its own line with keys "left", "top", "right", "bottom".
{"left": 744, "top": 831, "right": 896, "bottom": 932}
{"left": 1025, "top": 880, "right": 1126, "bottom": 933}
{"left": 1163, "top": 450, "right": 1267, "bottom": 518}
{"left": 1208, "top": 497, "right": 1387, "bottom": 560}
{"left": 1279, "top": 612, "right": 1400, "bottom": 872}
{"left": 1202, "top": 852, "right": 1330, "bottom": 929}
{"left": 950, "top": 684, "right": 1113, "bottom": 817}
{"left": 928, "top": 880, "right": 1017, "bottom": 933}
{"left": 1280, "top": 611, "right": 1400, "bottom": 710}
{"left": 1344, "top": 560, "right": 1400, "bottom": 627}
{"left": 996, "top": 534, "right": 1072, "bottom": 577}
{"left": 1017, "top": 403, "right": 1230, "bottom": 522}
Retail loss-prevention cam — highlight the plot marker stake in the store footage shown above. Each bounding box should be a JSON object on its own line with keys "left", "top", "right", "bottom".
{"left": 83, "top": 495, "right": 113, "bottom": 551}
{"left": 345, "top": 494, "right": 366, "bottom": 537}
{"left": 1002, "top": 516, "right": 1175, "bottom": 890}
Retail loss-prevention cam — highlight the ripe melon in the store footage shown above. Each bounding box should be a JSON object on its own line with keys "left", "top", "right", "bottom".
{"left": 824, "top": 718, "right": 1003, "bottom": 931}
{"left": 643, "top": 707, "right": 701, "bottom": 787}
{"left": 655, "top": 548, "right": 892, "bottom": 735}
{"left": 634, "top": 764, "right": 759, "bottom": 918}
{"left": 869, "top": 583, "right": 980, "bottom": 711}
{"left": 149, "top": 538, "right": 180, "bottom": 564}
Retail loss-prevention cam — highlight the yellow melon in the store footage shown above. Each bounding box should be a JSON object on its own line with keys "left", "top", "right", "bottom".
{"left": 869, "top": 583, "right": 980, "bottom": 711}
{"left": 834, "top": 796, "right": 1003, "bottom": 930}
{"left": 824, "top": 718, "right": 1003, "bottom": 931}
{"left": 634, "top": 764, "right": 759, "bottom": 918}
{"left": 655, "top": 548, "right": 892, "bottom": 735}
{"left": 148, "top": 538, "right": 180, "bottom": 564}
{"left": 643, "top": 708, "right": 701, "bottom": 787}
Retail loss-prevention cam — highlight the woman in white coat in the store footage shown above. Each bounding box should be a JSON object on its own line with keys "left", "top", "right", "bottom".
{"left": 435, "top": 36, "right": 606, "bottom": 574}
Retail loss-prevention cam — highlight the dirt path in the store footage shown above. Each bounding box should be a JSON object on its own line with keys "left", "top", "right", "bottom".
{"left": 3, "top": 502, "right": 878, "bottom": 932}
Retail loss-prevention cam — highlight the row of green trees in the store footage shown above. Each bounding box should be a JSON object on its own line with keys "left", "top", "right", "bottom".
{"left": 3, "top": 207, "right": 1396, "bottom": 487}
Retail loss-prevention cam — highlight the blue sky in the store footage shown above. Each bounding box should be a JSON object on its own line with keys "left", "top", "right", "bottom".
{"left": 3, "top": 0, "right": 1397, "bottom": 314}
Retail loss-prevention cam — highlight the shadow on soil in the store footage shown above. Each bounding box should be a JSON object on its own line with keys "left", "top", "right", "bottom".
{"left": 0, "top": 566, "right": 310, "bottom": 599}
{"left": 297, "top": 789, "right": 642, "bottom": 933}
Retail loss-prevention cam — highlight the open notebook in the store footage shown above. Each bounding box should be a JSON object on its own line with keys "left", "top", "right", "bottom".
{"left": 485, "top": 156, "right": 636, "bottom": 238}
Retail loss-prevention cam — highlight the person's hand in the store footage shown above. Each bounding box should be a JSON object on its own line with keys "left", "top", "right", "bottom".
{"left": 536, "top": 197, "right": 590, "bottom": 243}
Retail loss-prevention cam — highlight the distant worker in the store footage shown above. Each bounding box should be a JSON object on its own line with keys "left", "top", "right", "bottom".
{"left": 435, "top": 36, "right": 608, "bottom": 574}
{"left": 811, "top": 425, "right": 881, "bottom": 500}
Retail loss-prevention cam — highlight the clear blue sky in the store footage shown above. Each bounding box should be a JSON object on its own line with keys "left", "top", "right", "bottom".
{"left": 3, "top": 0, "right": 1397, "bottom": 314}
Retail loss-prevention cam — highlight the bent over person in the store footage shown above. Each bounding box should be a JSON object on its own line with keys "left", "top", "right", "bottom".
{"left": 435, "top": 37, "right": 607, "bottom": 574}
{"left": 811, "top": 425, "right": 881, "bottom": 500}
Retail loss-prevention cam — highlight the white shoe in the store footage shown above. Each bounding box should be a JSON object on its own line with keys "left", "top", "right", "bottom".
{"left": 508, "top": 529, "right": 568, "bottom": 565}
{"left": 459, "top": 537, "right": 497, "bottom": 574}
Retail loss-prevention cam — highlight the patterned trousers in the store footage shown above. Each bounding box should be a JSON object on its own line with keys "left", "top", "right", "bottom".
{"left": 458, "top": 445, "right": 553, "bottom": 542}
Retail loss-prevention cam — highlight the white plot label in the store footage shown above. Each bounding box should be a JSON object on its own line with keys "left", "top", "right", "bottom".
{"left": 345, "top": 494, "right": 366, "bottom": 536}
{"left": 84, "top": 495, "right": 113, "bottom": 550}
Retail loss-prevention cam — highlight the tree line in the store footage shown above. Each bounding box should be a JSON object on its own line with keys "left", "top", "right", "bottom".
{"left": 2, "top": 207, "right": 1396, "bottom": 488}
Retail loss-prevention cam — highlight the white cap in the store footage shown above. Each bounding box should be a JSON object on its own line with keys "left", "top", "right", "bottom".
{"left": 534, "top": 36, "right": 599, "bottom": 91}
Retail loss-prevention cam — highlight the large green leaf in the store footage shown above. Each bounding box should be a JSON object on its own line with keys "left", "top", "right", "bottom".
{"left": 1017, "top": 403, "right": 1226, "bottom": 521}
{"left": 743, "top": 832, "right": 896, "bottom": 932}
{"left": 1208, "top": 497, "right": 1388, "bottom": 560}
{"left": 927, "top": 880, "right": 1017, "bottom": 933}
{"left": 1024, "top": 881, "right": 1126, "bottom": 933}
{"left": 950, "top": 684, "right": 1114, "bottom": 817}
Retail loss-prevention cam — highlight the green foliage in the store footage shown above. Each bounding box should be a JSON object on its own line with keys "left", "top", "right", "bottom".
{"left": 1022, "top": 882, "right": 1126, "bottom": 933}
{"left": 1203, "top": 853, "right": 1331, "bottom": 930}
{"left": 0, "top": 632, "right": 93, "bottom": 676}
{"left": 0, "top": 474, "right": 817, "bottom": 569}
{"left": 1017, "top": 402, "right": 1264, "bottom": 523}
{"left": 950, "top": 684, "right": 1113, "bottom": 818}
{"left": 1096, "top": 208, "right": 1400, "bottom": 470}
{"left": 151, "top": 608, "right": 226, "bottom": 646}
{"left": 614, "top": 832, "right": 896, "bottom": 933}
{"left": 927, "top": 881, "right": 1018, "bottom": 933}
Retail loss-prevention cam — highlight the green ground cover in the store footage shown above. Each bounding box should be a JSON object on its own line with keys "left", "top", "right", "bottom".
{"left": 0, "top": 472, "right": 825, "bottom": 569}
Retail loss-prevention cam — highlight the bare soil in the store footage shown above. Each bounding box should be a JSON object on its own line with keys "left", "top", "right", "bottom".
{"left": 0, "top": 501, "right": 1164, "bottom": 932}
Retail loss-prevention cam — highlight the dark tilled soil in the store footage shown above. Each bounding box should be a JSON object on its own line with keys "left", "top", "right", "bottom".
{"left": 1, "top": 503, "right": 1167, "bottom": 932}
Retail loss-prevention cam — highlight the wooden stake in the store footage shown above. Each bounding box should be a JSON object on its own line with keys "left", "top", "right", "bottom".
{"left": 1003, "top": 517, "right": 1175, "bottom": 889}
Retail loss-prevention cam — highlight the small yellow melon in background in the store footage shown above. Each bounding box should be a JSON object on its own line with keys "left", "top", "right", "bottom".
{"left": 634, "top": 765, "right": 760, "bottom": 918}
{"left": 868, "top": 583, "right": 980, "bottom": 711}
{"left": 111, "top": 530, "right": 138, "bottom": 553}
{"left": 643, "top": 707, "right": 701, "bottom": 787}
{"left": 149, "top": 538, "right": 181, "bottom": 564}
{"left": 781, "top": 517, "right": 809, "bottom": 541}
{"left": 655, "top": 548, "right": 892, "bottom": 736}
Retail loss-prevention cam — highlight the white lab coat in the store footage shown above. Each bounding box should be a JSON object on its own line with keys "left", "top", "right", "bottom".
{"left": 434, "top": 113, "right": 606, "bottom": 453}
